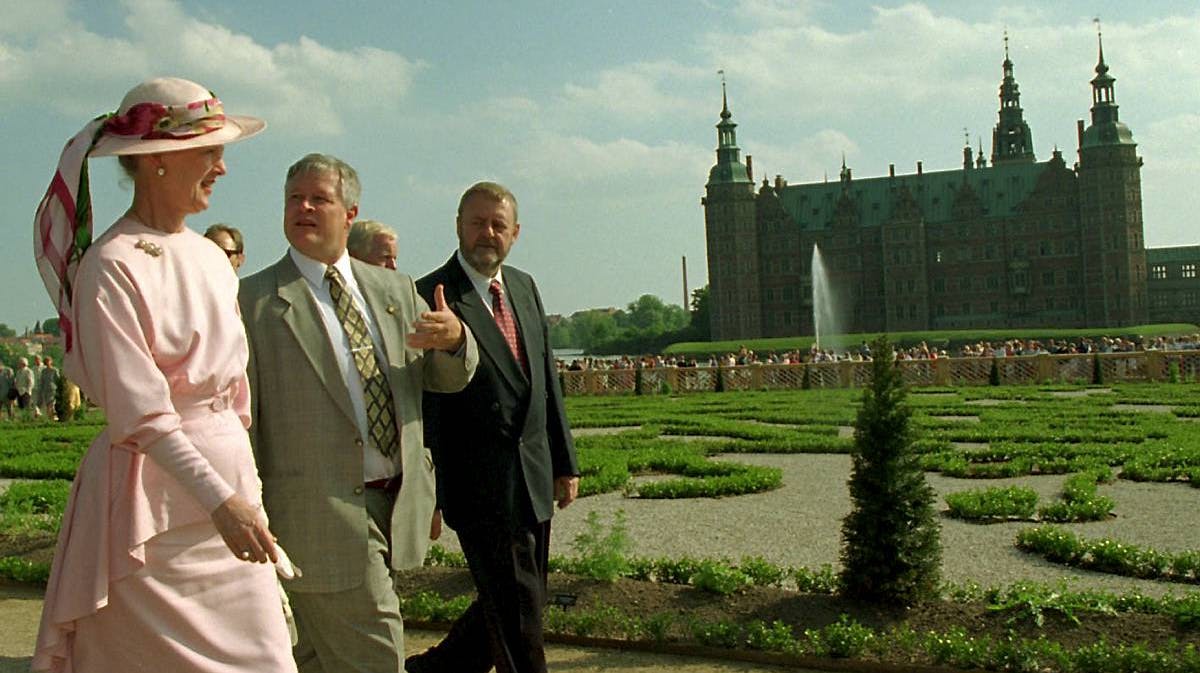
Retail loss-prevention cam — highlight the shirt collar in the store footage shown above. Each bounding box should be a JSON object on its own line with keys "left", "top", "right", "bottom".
{"left": 290, "top": 247, "right": 355, "bottom": 289}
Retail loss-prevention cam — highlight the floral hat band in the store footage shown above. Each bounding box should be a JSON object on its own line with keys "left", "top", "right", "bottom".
{"left": 103, "top": 96, "right": 227, "bottom": 140}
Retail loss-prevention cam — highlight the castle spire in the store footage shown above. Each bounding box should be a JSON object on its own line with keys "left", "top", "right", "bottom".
{"left": 991, "top": 30, "right": 1035, "bottom": 164}
{"left": 1081, "top": 18, "right": 1134, "bottom": 148}
{"left": 706, "top": 73, "right": 751, "bottom": 186}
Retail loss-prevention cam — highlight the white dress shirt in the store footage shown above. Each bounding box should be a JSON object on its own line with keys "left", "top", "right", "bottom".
{"left": 456, "top": 249, "right": 509, "bottom": 317}
{"left": 290, "top": 247, "right": 398, "bottom": 482}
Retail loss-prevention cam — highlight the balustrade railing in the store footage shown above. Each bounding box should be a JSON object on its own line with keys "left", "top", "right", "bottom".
{"left": 559, "top": 350, "right": 1200, "bottom": 396}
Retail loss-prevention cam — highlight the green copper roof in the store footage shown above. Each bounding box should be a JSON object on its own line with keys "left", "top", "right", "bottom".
{"left": 1147, "top": 246, "right": 1200, "bottom": 264}
{"left": 775, "top": 159, "right": 1053, "bottom": 230}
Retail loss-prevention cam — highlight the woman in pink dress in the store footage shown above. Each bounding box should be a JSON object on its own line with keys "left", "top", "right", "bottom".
{"left": 31, "top": 78, "right": 296, "bottom": 672}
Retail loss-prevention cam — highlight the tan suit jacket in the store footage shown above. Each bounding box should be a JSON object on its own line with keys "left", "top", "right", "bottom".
{"left": 240, "top": 254, "right": 477, "bottom": 593}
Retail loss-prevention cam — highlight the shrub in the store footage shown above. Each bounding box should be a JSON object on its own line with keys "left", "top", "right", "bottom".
{"left": 840, "top": 336, "right": 941, "bottom": 606}
{"left": 945, "top": 485, "right": 1038, "bottom": 521}
{"left": 989, "top": 358, "right": 1001, "bottom": 386}
{"left": 805, "top": 615, "right": 875, "bottom": 658}
{"left": 691, "top": 559, "right": 752, "bottom": 595}
{"left": 570, "top": 510, "right": 631, "bottom": 582}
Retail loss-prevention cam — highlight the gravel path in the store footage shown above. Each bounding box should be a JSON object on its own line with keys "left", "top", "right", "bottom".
{"left": 431, "top": 453, "right": 1200, "bottom": 597}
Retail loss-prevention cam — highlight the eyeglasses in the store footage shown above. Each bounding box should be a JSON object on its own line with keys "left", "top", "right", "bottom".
{"left": 222, "top": 248, "right": 243, "bottom": 257}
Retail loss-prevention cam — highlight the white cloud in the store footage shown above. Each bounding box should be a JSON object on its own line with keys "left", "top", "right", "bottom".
{"left": 0, "top": 0, "right": 422, "bottom": 135}
{"left": 562, "top": 61, "right": 707, "bottom": 118}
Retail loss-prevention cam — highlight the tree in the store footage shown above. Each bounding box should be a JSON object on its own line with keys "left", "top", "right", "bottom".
{"left": 840, "top": 336, "right": 941, "bottom": 606}
{"left": 568, "top": 309, "right": 619, "bottom": 352}
{"left": 688, "top": 285, "right": 711, "bottom": 340}
{"left": 41, "top": 318, "right": 61, "bottom": 336}
{"left": 0, "top": 323, "right": 14, "bottom": 338}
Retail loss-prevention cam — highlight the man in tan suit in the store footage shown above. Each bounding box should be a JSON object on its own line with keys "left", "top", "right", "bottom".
{"left": 240, "top": 153, "right": 477, "bottom": 673}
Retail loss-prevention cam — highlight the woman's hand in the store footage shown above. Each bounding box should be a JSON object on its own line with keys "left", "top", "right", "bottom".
{"left": 212, "top": 493, "right": 278, "bottom": 564}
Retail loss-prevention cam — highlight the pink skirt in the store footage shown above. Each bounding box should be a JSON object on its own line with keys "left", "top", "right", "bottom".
{"left": 67, "top": 519, "right": 296, "bottom": 673}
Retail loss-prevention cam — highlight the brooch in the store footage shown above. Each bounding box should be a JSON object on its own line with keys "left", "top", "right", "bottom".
{"left": 135, "top": 240, "right": 163, "bottom": 257}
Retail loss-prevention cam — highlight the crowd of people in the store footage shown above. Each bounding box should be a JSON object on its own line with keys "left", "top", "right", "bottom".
{"left": 0, "top": 354, "right": 65, "bottom": 420}
{"left": 558, "top": 334, "right": 1200, "bottom": 373}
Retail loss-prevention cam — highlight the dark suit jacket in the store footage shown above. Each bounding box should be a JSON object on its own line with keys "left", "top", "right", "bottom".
{"left": 417, "top": 255, "right": 578, "bottom": 533}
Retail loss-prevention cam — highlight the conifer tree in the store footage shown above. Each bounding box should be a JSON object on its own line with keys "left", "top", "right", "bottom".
{"left": 840, "top": 336, "right": 941, "bottom": 606}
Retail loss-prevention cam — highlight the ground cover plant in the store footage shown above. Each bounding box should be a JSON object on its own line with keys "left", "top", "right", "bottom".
{"left": 5, "top": 383, "right": 1200, "bottom": 670}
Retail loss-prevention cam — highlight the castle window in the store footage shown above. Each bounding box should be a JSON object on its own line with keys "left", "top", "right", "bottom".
{"left": 933, "top": 278, "right": 945, "bottom": 292}
{"left": 1042, "top": 271, "right": 1055, "bottom": 287}
{"left": 1152, "top": 265, "right": 1167, "bottom": 280}
{"left": 1184, "top": 264, "right": 1197, "bottom": 279}
{"left": 961, "top": 303, "right": 970, "bottom": 315}
{"left": 935, "top": 250, "right": 943, "bottom": 263}
{"left": 990, "top": 301, "right": 999, "bottom": 313}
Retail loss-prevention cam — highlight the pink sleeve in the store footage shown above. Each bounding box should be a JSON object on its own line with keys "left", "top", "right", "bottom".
{"left": 72, "top": 256, "right": 234, "bottom": 512}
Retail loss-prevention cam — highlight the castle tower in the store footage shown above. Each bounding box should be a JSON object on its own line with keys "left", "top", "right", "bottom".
{"left": 702, "top": 82, "right": 760, "bottom": 340}
{"left": 1076, "top": 26, "right": 1148, "bottom": 326}
{"left": 991, "top": 33, "right": 1036, "bottom": 164}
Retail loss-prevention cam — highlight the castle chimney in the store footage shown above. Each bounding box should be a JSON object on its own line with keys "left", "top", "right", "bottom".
{"left": 1076, "top": 120, "right": 1085, "bottom": 153}
{"left": 917, "top": 161, "right": 923, "bottom": 175}
{"left": 889, "top": 163, "right": 895, "bottom": 177}
{"left": 746, "top": 155, "right": 753, "bottom": 183}
{"left": 774, "top": 174, "right": 784, "bottom": 190}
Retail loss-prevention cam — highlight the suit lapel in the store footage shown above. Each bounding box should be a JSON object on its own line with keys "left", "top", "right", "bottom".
{"left": 444, "top": 257, "right": 528, "bottom": 392}
{"left": 353, "top": 261, "right": 406, "bottom": 365}
{"left": 272, "top": 255, "right": 357, "bottom": 426}
{"left": 506, "top": 272, "right": 542, "bottom": 388}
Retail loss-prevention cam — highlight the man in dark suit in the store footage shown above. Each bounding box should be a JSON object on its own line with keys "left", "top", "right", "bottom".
{"left": 408, "top": 181, "right": 580, "bottom": 673}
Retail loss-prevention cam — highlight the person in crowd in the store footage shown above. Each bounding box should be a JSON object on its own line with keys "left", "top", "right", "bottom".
{"left": 30, "top": 77, "right": 296, "bottom": 673}
{"left": 0, "top": 364, "right": 14, "bottom": 420}
{"left": 407, "top": 181, "right": 580, "bottom": 673}
{"left": 347, "top": 218, "right": 399, "bottom": 270}
{"left": 38, "top": 356, "right": 60, "bottom": 420}
{"left": 13, "top": 358, "right": 35, "bottom": 419}
{"left": 239, "top": 153, "right": 477, "bottom": 673}
{"left": 204, "top": 223, "right": 246, "bottom": 272}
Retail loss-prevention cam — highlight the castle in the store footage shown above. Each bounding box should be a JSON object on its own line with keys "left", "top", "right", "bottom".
{"left": 701, "top": 34, "right": 1194, "bottom": 342}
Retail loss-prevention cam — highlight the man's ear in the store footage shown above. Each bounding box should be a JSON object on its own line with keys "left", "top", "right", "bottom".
{"left": 345, "top": 205, "right": 359, "bottom": 227}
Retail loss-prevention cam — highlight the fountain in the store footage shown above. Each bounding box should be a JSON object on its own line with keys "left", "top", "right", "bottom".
{"left": 811, "top": 244, "right": 842, "bottom": 351}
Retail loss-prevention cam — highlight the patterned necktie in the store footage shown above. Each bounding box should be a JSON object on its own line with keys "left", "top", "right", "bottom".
{"left": 325, "top": 266, "right": 398, "bottom": 457}
{"left": 489, "top": 279, "right": 527, "bottom": 373}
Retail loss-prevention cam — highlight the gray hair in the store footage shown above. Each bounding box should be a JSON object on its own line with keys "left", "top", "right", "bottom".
{"left": 348, "top": 219, "right": 396, "bottom": 258}
{"left": 285, "top": 153, "right": 361, "bottom": 209}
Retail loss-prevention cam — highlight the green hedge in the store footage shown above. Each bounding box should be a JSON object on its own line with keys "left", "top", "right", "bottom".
{"left": 1016, "top": 526, "right": 1200, "bottom": 583}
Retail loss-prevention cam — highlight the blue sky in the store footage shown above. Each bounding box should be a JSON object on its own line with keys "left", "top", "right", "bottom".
{"left": 3, "top": 0, "right": 1198, "bottom": 331}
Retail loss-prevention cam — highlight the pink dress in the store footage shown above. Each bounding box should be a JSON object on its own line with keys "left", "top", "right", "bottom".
{"left": 32, "top": 217, "right": 296, "bottom": 673}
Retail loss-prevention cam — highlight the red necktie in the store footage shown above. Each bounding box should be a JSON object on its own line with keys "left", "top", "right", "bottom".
{"left": 489, "top": 280, "right": 527, "bottom": 373}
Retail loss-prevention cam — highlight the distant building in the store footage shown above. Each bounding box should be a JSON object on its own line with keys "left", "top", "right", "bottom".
{"left": 1147, "top": 246, "right": 1200, "bottom": 325}
{"left": 702, "top": 35, "right": 1171, "bottom": 341}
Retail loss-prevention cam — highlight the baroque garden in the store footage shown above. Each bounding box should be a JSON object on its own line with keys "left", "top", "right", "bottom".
{"left": 6, "top": 367, "right": 1200, "bottom": 671}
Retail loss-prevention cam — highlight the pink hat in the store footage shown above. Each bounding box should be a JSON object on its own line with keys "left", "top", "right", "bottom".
{"left": 33, "top": 77, "right": 265, "bottom": 352}
{"left": 89, "top": 77, "right": 264, "bottom": 156}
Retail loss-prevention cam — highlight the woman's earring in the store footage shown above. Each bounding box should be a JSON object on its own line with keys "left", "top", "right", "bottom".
{"left": 156, "top": 167, "right": 166, "bottom": 177}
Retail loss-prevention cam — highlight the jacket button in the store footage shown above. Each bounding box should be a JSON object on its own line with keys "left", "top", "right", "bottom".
{"left": 491, "top": 402, "right": 500, "bottom": 412}
{"left": 387, "top": 305, "right": 397, "bottom": 315}
{"left": 353, "top": 486, "right": 364, "bottom": 495}
{"left": 354, "top": 438, "right": 364, "bottom": 447}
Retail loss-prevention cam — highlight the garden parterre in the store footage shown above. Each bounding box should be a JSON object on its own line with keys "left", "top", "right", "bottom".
{"left": 5, "top": 385, "right": 1200, "bottom": 670}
